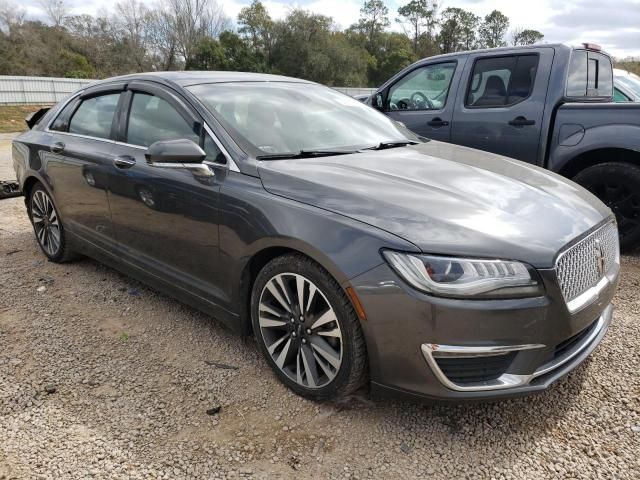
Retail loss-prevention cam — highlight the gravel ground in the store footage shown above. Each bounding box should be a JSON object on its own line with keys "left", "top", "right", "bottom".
{"left": 1, "top": 135, "right": 639, "bottom": 479}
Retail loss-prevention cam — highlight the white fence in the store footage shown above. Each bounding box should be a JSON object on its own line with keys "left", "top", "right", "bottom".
{"left": 0, "top": 76, "right": 95, "bottom": 105}
{"left": 0, "top": 75, "right": 375, "bottom": 105}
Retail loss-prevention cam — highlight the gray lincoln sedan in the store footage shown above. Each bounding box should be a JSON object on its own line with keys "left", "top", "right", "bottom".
{"left": 12, "top": 72, "right": 619, "bottom": 401}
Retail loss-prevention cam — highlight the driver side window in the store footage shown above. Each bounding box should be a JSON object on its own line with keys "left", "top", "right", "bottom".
{"left": 387, "top": 62, "right": 457, "bottom": 111}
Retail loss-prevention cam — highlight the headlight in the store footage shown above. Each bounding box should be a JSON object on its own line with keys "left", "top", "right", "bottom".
{"left": 382, "top": 251, "right": 544, "bottom": 298}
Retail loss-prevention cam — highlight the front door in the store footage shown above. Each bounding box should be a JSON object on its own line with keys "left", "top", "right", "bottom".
{"left": 106, "top": 85, "right": 225, "bottom": 300}
{"left": 451, "top": 49, "right": 553, "bottom": 164}
{"left": 383, "top": 60, "right": 462, "bottom": 142}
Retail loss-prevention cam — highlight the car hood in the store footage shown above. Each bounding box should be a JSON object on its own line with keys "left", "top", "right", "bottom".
{"left": 258, "top": 141, "right": 612, "bottom": 267}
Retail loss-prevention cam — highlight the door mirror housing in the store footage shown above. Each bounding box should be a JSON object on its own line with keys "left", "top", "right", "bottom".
{"left": 145, "top": 139, "right": 207, "bottom": 167}
{"left": 372, "top": 92, "right": 384, "bottom": 110}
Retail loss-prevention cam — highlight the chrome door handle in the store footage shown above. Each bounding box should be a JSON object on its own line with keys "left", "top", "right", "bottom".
{"left": 50, "top": 141, "right": 65, "bottom": 154}
{"left": 113, "top": 155, "right": 136, "bottom": 169}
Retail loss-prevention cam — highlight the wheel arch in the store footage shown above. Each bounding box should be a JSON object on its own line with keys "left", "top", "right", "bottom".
{"left": 237, "top": 242, "right": 355, "bottom": 337}
{"left": 558, "top": 148, "right": 640, "bottom": 179}
{"left": 22, "top": 175, "right": 45, "bottom": 215}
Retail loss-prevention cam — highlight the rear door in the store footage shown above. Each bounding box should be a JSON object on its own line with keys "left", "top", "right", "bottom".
{"left": 451, "top": 48, "right": 554, "bottom": 164}
{"left": 382, "top": 60, "right": 462, "bottom": 141}
{"left": 107, "top": 82, "right": 226, "bottom": 300}
{"left": 44, "top": 85, "right": 125, "bottom": 247}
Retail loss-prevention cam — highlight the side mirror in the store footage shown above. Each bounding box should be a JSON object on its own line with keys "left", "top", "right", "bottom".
{"left": 145, "top": 139, "right": 206, "bottom": 167}
{"left": 372, "top": 92, "right": 384, "bottom": 110}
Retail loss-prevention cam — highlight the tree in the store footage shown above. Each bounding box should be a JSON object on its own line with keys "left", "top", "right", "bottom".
{"left": 396, "top": 0, "right": 438, "bottom": 55}
{"left": 161, "top": 0, "right": 230, "bottom": 67}
{"left": 479, "top": 10, "right": 509, "bottom": 49}
{"left": 113, "top": 0, "right": 153, "bottom": 71}
{"left": 238, "top": 0, "right": 274, "bottom": 68}
{"left": 38, "top": 0, "right": 68, "bottom": 28}
{"left": 511, "top": 28, "right": 544, "bottom": 46}
{"left": 271, "top": 9, "right": 369, "bottom": 86}
{"left": 438, "top": 7, "right": 479, "bottom": 53}
{"left": 185, "top": 36, "right": 224, "bottom": 70}
{"left": 353, "top": 0, "right": 389, "bottom": 50}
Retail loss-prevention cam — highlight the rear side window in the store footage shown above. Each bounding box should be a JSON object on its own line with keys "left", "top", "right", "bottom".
{"left": 126, "top": 93, "right": 199, "bottom": 147}
{"left": 466, "top": 55, "right": 539, "bottom": 108}
{"left": 68, "top": 94, "right": 120, "bottom": 139}
{"left": 566, "top": 50, "right": 613, "bottom": 98}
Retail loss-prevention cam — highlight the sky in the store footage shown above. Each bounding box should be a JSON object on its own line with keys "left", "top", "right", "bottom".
{"left": 19, "top": 0, "right": 640, "bottom": 58}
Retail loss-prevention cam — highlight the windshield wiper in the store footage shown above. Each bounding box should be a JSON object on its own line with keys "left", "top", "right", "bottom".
{"left": 256, "top": 149, "right": 358, "bottom": 160}
{"left": 362, "top": 140, "right": 419, "bottom": 151}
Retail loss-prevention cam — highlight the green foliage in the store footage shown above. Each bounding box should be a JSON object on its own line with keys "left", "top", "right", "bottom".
{"left": 512, "top": 29, "right": 544, "bottom": 46}
{"left": 60, "top": 50, "right": 95, "bottom": 78}
{"left": 479, "top": 10, "right": 510, "bottom": 49}
{"left": 615, "top": 59, "right": 640, "bottom": 76}
{"left": 396, "top": 0, "right": 438, "bottom": 55}
{"left": 438, "top": 7, "right": 480, "bottom": 53}
{"left": 0, "top": 0, "right": 546, "bottom": 87}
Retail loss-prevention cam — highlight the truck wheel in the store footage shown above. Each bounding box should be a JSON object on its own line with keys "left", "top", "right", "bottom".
{"left": 573, "top": 162, "right": 640, "bottom": 251}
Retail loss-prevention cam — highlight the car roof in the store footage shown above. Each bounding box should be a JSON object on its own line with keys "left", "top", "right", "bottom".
{"left": 98, "top": 71, "right": 316, "bottom": 88}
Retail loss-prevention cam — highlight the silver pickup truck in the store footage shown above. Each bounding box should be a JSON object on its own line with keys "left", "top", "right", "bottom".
{"left": 366, "top": 43, "right": 640, "bottom": 250}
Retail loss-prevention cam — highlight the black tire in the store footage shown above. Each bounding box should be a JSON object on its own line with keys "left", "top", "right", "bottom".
{"left": 28, "top": 182, "right": 78, "bottom": 263}
{"left": 251, "top": 254, "right": 368, "bottom": 400}
{"left": 573, "top": 162, "right": 640, "bottom": 252}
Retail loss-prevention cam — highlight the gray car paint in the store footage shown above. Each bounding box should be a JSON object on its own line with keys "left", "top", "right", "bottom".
{"left": 260, "top": 141, "right": 610, "bottom": 267}
{"left": 12, "top": 72, "right": 617, "bottom": 401}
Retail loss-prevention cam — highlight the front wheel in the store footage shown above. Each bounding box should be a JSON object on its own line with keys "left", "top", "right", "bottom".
{"left": 251, "top": 254, "right": 368, "bottom": 400}
{"left": 573, "top": 162, "right": 640, "bottom": 252}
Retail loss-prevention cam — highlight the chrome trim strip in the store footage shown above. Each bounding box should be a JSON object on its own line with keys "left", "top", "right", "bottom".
{"left": 427, "top": 343, "right": 545, "bottom": 358}
{"left": 43, "top": 129, "right": 116, "bottom": 145}
{"left": 565, "top": 261, "right": 619, "bottom": 314}
{"left": 203, "top": 123, "right": 240, "bottom": 172}
{"left": 533, "top": 312, "right": 609, "bottom": 376}
{"left": 44, "top": 92, "right": 241, "bottom": 173}
{"left": 421, "top": 343, "right": 544, "bottom": 392}
{"left": 421, "top": 306, "right": 612, "bottom": 392}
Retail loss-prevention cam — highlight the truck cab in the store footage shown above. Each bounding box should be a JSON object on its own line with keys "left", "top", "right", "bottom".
{"left": 369, "top": 44, "right": 640, "bottom": 250}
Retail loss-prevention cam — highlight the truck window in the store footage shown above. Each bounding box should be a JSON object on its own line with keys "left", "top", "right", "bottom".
{"left": 466, "top": 55, "right": 538, "bottom": 108}
{"left": 566, "top": 49, "right": 613, "bottom": 98}
{"left": 386, "top": 62, "right": 457, "bottom": 111}
{"left": 613, "top": 88, "right": 631, "bottom": 103}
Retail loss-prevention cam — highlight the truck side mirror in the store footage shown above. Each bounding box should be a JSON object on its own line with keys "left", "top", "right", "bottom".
{"left": 372, "top": 92, "right": 384, "bottom": 111}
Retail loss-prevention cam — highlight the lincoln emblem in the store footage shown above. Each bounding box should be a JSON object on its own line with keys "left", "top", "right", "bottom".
{"left": 595, "top": 239, "right": 605, "bottom": 277}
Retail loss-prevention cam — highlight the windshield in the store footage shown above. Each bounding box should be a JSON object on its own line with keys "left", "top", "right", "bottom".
{"left": 615, "top": 73, "right": 640, "bottom": 98}
{"left": 188, "top": 82, "right": 419, "bottom": 157}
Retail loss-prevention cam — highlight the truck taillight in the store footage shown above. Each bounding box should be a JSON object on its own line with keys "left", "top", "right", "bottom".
{"left": 582, "top": 43, "right": 602, "bottom": 51}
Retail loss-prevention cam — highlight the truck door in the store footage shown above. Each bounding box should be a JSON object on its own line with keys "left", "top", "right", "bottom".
{"left": 382, "top": 60, "right": 462, "bottom": 142}
{"left": 451, "top": 48, "right": 554, "bottom": 164}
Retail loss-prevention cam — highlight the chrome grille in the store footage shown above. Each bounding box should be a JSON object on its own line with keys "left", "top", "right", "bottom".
{"left": 555, "top": 222, "right": 619, "bottom": 303}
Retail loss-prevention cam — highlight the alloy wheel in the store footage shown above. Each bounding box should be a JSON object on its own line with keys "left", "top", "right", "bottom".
{"left": 31, "top": 190, "right": 61, "bottom": 256}
{"left": 258, "top": 273, "right": 343, "bottom": 389}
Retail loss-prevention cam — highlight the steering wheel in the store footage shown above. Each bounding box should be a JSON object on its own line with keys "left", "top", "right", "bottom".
{"left": 411, "top": 91, "right": 435, "bottom": 109}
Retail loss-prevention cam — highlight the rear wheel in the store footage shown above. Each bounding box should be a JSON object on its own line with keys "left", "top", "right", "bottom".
{"left": 251, "top": 254, "right": 368, "bottom": 400}
{"left": 29, "top": 183, "right": 77, "bottom": 262}
{"left": 573, "top": 162, "right": 640, "bottom": 251}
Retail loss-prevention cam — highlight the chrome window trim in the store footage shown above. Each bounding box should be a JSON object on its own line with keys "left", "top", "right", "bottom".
{"left": 421, "top": 304, "right": 612, "bottom": 392}
{"left": 43, "top": 129, "right": 116, "bottom": 145}
{"left": 45, "top": 90, "right": 241, "bottom": 173}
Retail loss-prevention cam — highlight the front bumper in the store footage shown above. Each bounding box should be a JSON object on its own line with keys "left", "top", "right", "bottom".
{"left": 349, "top": 262, "right": 618, "bottom": 401}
